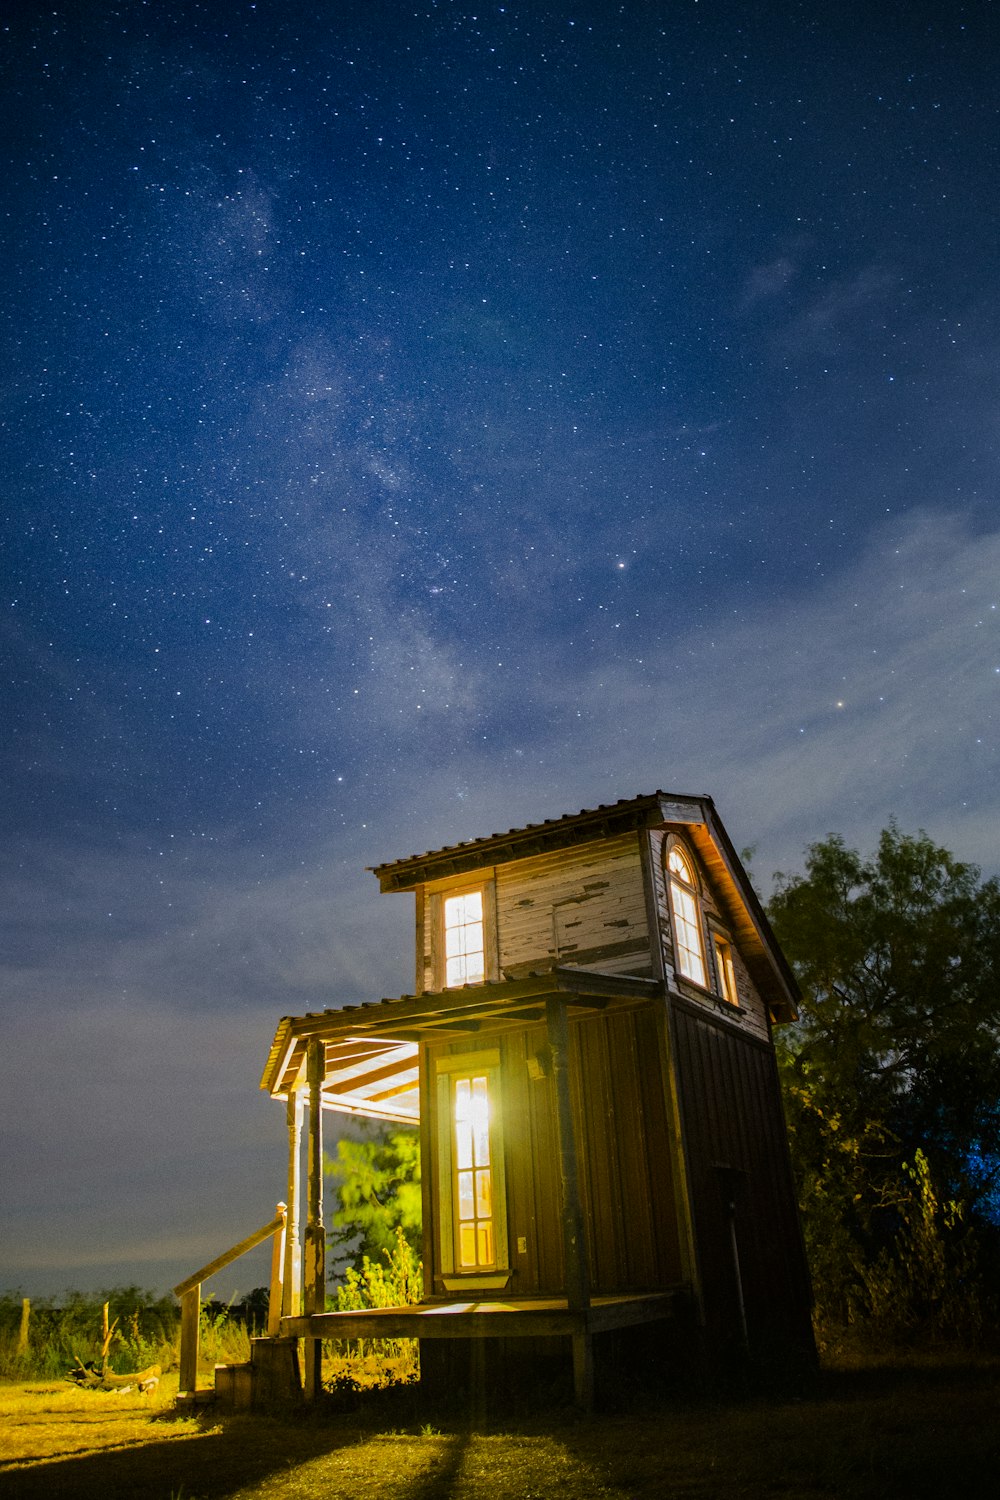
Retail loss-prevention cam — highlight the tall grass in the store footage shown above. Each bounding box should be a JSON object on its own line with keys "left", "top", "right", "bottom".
{"left": 0, "top": 1288, "right": 178, "bottom": 1380}
{"left": 0, "top": 1288, "right": 267, "bottom": 1381}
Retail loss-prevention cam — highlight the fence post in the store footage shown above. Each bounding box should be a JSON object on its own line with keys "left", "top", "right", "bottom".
{"left": 268, "top": 1203, "right": 287, "bottom": 1337}
{"left": 16, "top": 1299, "right": 29, "bottom": 1357}
{"left": 179, "top": 1285, "right": 201, "bottom": 1395}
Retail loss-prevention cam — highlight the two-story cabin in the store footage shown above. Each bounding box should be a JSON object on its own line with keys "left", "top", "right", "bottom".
{"left": 259, "top": 792, "right": 814, "bottom": 1404}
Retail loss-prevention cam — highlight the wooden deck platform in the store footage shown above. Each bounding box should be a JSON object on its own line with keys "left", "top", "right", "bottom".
{"left": 280, "top": 1289, "right": 680, "bottom": 1343}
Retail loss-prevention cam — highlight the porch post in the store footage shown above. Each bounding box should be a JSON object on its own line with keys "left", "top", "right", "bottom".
{"left": 303, "top": 1037, "right": 325, "bottom": 1399}
{"left": 267, "top": 1203, "right": 287, "bottom": 1337}
{"left": 283, "top": 1089, "right": 303, "bottom": 1317}
{"left": 178, "top": 1284, "right": 200, "bottom": 1396}
{"left": 545, "top": 993, "right": 593, "bottom": 1409}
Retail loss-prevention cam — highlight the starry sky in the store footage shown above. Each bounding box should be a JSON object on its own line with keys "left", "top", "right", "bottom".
{"left": 2, "top": 0, "right": 998, "bottom": 1298}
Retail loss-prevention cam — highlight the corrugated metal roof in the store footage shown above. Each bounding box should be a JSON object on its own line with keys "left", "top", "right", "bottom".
{"left": 260, "top": 968, "right": 666, "bottom": 1100}
{"left": 370, "top": 790, "right": 709, "bottom": 889}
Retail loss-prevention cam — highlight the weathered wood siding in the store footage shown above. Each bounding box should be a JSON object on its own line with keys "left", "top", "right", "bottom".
{"left": 648, "top": 830, "right": 770, "bottom": 1041}
{"left": 424, "top": 1004, "right": 683, "bottom": 1298}
{"left": 670, "top": 998, "right": 813, "bottom": 1356}
{"left": 568, "top": 1006, "right": 683, "bottom": 1294}
{"left": 496, "top": 833, "right": 651, "bottom": 977}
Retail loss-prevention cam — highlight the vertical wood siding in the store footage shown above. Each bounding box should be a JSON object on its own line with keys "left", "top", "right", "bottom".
{"left": 670, "top": 998, "right": 813, "bottom": 1355}
{"left": 426, "top": 1004, "right": 684, "bottom": 1298}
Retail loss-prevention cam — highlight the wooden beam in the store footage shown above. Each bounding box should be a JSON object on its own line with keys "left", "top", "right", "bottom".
{"left": 418, "top": 1043, "right": 435, "bottom": 1302}
{"left": 303, "top": 1038, "right": 325, "bottom": 1400}
{"left": 572, "top": 1329, "right": 594, "bottom": 1411}
{"left": 283, "top": 1090, "right": 303, "bottom": 1317}
{"left": 545, "top": 995, "right": 590, "bottom": 1315}
{"left": 174, "top": 1212, "right": 287, "bottom": 1297}
{"left": 280, "top": 1308, "right": 584, "bottom": 1340}
{"left": 178, "top": 1286, "right": 200, "bottom": 1396}
{"left": 276, "top": 972, "right": 661, "bottom": 1048}
{"left": 656, "top": 999, "right": 701, "bottom": 1298}
{"left": 278, "top": 1291, "right": 676, "bottom": 1343}
{"left": 327, "top": 1055, "right": 419, "bottom": 1092}
{"left": 267, "top": 1203, "right": 287, "bottom": 1337}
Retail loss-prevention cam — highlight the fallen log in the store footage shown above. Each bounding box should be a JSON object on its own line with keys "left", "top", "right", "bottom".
{"left": 67, "top": 1358, "right": 161, "bottom": 1393}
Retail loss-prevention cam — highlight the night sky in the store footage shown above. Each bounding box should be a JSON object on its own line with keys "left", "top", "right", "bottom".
{"left": 2, "top": 0, "right": 998, "bottom": 1297}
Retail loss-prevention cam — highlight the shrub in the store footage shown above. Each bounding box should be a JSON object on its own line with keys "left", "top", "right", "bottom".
{"left": 327, "top": 1227, "right": 421, "bottom": 1387}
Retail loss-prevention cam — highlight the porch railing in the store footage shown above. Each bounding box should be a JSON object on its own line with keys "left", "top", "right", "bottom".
{"left": 173, "top": 1202, "right": 287, "bottom": 1395}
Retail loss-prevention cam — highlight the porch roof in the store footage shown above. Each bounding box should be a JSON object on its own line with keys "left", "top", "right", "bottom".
{"left": 260, "top": 967, "right": 663, "bottom": 1124}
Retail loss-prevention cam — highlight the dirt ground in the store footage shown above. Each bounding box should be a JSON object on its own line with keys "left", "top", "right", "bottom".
{"left": 1, "top": 1362, "right": 998, "bottom": 1499}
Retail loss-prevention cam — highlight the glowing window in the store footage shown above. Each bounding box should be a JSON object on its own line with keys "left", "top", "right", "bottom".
{"left": 668, "top": 846, "right": 707, "bottom": 987}
{"left": 443, "top": 890, "right": 485, "bottom": 987}
{"left": 713, "top": 934, "right": 739, "bottom": 1005}
{"left": 453, "top": 1073, "right": 495, "bottom": 1270}
{"left": 435, "top": 1050, "right": 507, "bottom": 1283}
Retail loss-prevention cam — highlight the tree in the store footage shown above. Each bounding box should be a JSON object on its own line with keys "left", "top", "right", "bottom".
{"left": 768, "top": 824, "right": 1000, "bottom": 1335}
{"left": 325, "top": 1123, "right": 421, "bottom": 1279}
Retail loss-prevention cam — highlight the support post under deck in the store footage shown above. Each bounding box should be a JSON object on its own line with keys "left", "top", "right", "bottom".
{"left": 545, "top": 994, "right": 593, "bottom": 1408}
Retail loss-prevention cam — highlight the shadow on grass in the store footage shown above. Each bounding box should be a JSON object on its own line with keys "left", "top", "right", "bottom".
{"left": 549, "top": 1359, "right": 1000, "bottom": 1500}
{"left": 3, "top": 1361, "right": 998, "bottom": 1500}
{"left": 0, "top": 1388, "right": 478, "bottom": 1500}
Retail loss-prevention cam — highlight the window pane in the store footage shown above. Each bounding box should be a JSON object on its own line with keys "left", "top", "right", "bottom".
{"left": 454, "top": 1079, "right": 473, "bottom": 1167}
{"left": 457, "top": 1170, "right": 474, "bottom": 1219}
{"left": 476, "top": 1168, "right": 492, "bottom": 1218}
{"left": 459, "top": 1224, "right": 477, "bottom": 1268}
{"left": 461, "top": 891, "right": 484, "bottom": 923}
{"left": 464, "top": 951, "right": 485, "bottom": 983}
{"left": 471, "top": 1075, "right": 490, "bottom": 1166}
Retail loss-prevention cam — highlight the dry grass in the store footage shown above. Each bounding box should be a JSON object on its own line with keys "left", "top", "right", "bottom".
{"left": 1, "top": 1361, "right": 999, "bottom": 1499}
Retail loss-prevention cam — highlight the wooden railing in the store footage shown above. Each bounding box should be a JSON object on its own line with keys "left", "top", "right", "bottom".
{"left": 173, "top": 1203, "right": 287, "bottom": 1396}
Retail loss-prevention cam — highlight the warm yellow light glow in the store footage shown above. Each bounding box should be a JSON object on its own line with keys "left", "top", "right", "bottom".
{"left": 714, "top": 935, "right": 738, "bottom": 1005}
{"left": 668, "top": 846, "right": 707, "bottom": 986}
{"left": 444, "top": 890, "right": 485, "bottom": 986}
{"left": 453, "top": 1073, "right": 494, "bottom": 1269}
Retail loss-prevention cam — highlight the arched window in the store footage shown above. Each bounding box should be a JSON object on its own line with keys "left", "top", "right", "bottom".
{"left": 667, "top": 844, "right": 707, "bottom": 987}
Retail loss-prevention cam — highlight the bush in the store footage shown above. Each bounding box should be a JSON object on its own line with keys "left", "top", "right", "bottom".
{"left": 0, "top": 1288, "right": 179, "bottom": 1380}
{"left": 327, "top": 1227, "right": 422, "bottom": 1387}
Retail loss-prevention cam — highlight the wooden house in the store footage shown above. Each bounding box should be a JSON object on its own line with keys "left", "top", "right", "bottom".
{"left": 257, "top": 792, "right": 814, "bottom": 1405}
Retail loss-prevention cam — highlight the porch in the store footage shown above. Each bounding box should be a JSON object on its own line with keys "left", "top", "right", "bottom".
{"left": 281, "top": 1290, "right": 680, "bottom": 1407}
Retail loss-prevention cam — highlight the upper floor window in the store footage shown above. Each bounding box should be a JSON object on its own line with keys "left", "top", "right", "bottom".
{"left": 712, "top": 933, "right": 739, "bottom": 1006}
{"left": 667, "top": 844, "right": 708, "bottom": 988}
{"left": 443, "top": 890, "right": 486, "bottom": 987}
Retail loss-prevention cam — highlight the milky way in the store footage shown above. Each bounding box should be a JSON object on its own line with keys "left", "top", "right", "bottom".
{"left": 2, "top": 1, "right": 997, "bottom": 1294}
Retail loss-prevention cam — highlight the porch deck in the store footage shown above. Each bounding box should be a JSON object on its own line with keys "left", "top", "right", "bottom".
{"left": 280, "top": 1288, "right": 680, "bottom": 1343}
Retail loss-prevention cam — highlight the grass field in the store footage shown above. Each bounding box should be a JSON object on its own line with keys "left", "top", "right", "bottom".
{"left": 1, "top": 1360, "right": 998, "bottom": 1499}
